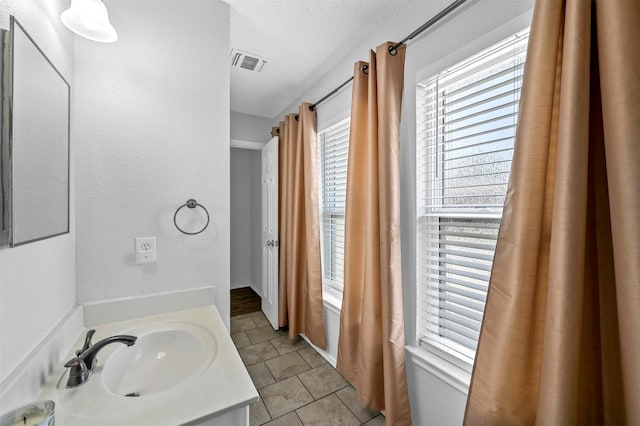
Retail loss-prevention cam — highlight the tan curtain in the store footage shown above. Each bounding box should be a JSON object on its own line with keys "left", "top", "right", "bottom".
{"left": 336, "top": 42, "right": 411, "bottom": 424}
{"left": 465, "top": 0, "right": 640, "bottom": 424}
{"left": 277, "top": 104, "right": 327, "bottom": 349}
{"left": 278, "top": 117, "right": 294, "bottom": 328}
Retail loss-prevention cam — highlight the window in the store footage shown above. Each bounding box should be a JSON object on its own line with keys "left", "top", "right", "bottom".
{"left": 318, "top": 118, "right": 350, "bottom": 298}
{"left": 416, "top": 30, "right": 529, "bottom": 369}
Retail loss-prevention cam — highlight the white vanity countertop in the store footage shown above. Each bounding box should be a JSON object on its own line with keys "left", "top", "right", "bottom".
{"left": 37, "top": 306, "right": 258, "bottom": 425}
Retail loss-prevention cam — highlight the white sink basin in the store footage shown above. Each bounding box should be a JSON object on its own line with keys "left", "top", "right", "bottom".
{"left": 38, "top": 307, "right": 258, "bottom": 425}
{"left": 102, "top": 323, "right": 217, "bottom": 397}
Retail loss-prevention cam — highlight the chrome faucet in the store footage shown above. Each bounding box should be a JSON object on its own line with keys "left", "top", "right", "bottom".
{"left": 64, "top": 329, "right": 137, "bottom": 388}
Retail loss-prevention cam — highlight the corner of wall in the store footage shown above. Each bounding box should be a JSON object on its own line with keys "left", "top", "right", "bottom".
{"left": 0, "top": 0, "right": 77, "bottom": 390}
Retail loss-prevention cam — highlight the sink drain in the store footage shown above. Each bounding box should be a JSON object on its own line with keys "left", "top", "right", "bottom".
{"left": 125, "top": 392, "right": 141, "bottom": 397}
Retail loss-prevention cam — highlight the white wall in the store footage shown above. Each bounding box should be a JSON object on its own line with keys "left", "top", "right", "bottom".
{"left": 0, "top": 0, "right": 77, "bottom": 387}
{"left": 75, "top": 0, "right": 232, "bottom": 328}
{"left": 249, "top": 151, "right": 262, "bottom": 294}
{"left": 230, "top": 148, "right": 253, "bottom": 288}
{"left": 273, "top": 1, "right": 534, "bottom": 424}
{"left": 231, "top": 111, "right": 272, "bottom": 143}
{"left": 230, "top": 148, "right": 262, "bottom": 294}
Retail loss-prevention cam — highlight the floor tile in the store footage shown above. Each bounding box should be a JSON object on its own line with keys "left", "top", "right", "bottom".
{"left": 265, "top": 352, "right": 311, "bottom": 381}
{"left": 296, "top": 394, "right": 360, "bottom": 426}
{"left": 362, "top": 415, "right": 386, "bottom": 425}
{"left": 250, "top": 399, "right": 271, "bottom": 426}
{"left": 297, "top": 364, "right": 349, "bottom": 399}
{"left": 231, "top": 316, "right": 258, "bottom": 333}
{"left": 239, "top": 341, "right": 280, "bottom": 365}
{"left": 247, "top": 325, "right": 282, "bottom": 344}
{"left": 259, "top": 376, "right": 314, "bottom": 419}
{"left": 232, "top": 331, "right": 251, "bottom": 348}
{"left": 335, "top": 385, "right": 379, "bottom": 423}
{"left": 247, "top": 362, "right": 276, "bottom": 389}
{"left": 252, "top": 314, "right": 271, "bottom": 328}
{"left": 271, "top": 336, "right": 309, "bottom": 355}
{"left": 263, "top": 412, "right": 303, "bottom": 426}
{"left": 297, "top": 347, "right": 327, "bottom": 368}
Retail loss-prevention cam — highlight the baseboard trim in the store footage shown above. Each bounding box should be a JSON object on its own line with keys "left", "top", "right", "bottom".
{"left": 250, "top": 283, "right": 263, "bottom": 298}
{"left": 300, "top": 334, "right": 337, "bottom": 368}
{"left": 230, "top": 282, "right": 251, "bottom": 290}
{"left": 83, "top": 286, "right": 216, "bottom": 326}
{"left": 231, "top": 283, "right": 263, "bottom": 298}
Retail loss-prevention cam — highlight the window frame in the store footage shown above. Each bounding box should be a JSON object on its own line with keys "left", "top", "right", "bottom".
{"left": 317, "top": 117, "right": 351, "bottom": 305}
{"left": 415, "top": 29, "right": 529, "bottom": 370}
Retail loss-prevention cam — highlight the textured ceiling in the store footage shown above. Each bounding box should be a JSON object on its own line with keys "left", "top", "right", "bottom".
{"left": 229, "top": 0, "right": 414, "bottom": 119}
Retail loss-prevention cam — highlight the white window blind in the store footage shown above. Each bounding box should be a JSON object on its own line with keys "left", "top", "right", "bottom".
{"left": 318, "top": 118, "right": 350, "bottom": 294}
{"left": 416, "top": 30, "right": 529, "bottom": 368}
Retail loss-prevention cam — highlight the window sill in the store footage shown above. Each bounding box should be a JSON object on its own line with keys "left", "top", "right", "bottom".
{"left": 405, "top": 345, "right": 471, "bottom": 395}
{"left": 322, "top": 290, "right": 342, "bottom": 314}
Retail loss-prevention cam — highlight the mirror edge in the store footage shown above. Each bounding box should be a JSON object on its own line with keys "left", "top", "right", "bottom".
{"left": 3, "top": 16, "right": 72, "bottom": 248}
{"left": 0, "top": 20, "right": 12, "bottom": 247}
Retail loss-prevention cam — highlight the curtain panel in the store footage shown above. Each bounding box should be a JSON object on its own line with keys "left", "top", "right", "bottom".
{"left": 465, "top": 0, "right": 640, "bottom": 424}
{"left": 336, "top": 42, "right": 412, "bottom": 425}
{"left": 277, "top": 104, "right": 327, "bottom": 349}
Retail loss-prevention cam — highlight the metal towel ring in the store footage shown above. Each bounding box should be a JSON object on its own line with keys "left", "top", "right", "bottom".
{"left": 173, "top": 199, "right": 210, "bottom": 235}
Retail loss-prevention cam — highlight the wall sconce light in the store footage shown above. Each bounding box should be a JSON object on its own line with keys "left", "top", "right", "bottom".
{"left": 61, "top": 0, "right": 117, "bottom": 43}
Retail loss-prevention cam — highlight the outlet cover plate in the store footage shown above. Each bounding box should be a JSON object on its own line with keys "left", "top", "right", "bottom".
{"left": 135, "top": 237, "right": 157, "bottom": 264}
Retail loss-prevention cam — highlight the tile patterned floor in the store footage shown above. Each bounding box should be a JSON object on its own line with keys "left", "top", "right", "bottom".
{"left": 231, "top": 311, "right": 385, "bottom": 426}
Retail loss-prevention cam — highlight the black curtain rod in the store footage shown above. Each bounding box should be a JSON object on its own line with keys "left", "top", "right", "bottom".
{"left": 307, "top": 0, "right": 470, "bottom": 112}
{"left": 309, "top": 76, "right": 355, "bottom": 112}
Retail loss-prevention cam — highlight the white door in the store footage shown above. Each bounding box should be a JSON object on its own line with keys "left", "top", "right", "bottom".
{"left": 261, "top": 137, "right": 279, "bottom": 329}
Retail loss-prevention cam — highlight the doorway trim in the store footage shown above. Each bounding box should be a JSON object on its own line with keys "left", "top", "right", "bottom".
{"left": 231, "top": 139, "right": 264, "bottom": 150}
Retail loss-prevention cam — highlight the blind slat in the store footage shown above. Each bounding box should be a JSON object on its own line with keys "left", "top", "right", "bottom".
{"left": 440, "top": 300, "right": 484, "bottom": 321}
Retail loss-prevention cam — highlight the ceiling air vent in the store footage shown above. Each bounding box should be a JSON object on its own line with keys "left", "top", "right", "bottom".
{"left": 230, "top": 49, "right": 268, "bottom": 73}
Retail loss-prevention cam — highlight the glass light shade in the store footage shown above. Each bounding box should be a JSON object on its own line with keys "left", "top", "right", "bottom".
{"left": 60, "top": 0, "right": 117, "bottom": 43}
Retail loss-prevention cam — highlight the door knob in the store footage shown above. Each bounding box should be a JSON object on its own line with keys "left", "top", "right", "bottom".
{"left": 267, "top": 240, "right": 273, "bottom": 246}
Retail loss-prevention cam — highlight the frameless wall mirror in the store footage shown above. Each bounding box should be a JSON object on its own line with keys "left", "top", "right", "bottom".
{"left": 0, "top": 17, "right": 70, "bottom": 247}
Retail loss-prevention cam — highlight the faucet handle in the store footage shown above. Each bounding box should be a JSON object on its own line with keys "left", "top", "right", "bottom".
{"left": 64, "top": 356, "right": 86, "bottom": 369}
{"left": 81, "top": 329, "right": 96, "bottom": 352}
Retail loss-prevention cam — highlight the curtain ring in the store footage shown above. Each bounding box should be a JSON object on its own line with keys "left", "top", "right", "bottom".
{"left": 173, "top": 199, "right": 210, "bottom": 235}
{"left": 388, "top": 45, "right": 398, "bottom": 56}
{"left": 362, "top": 64, "right": 369, "bottom": 74}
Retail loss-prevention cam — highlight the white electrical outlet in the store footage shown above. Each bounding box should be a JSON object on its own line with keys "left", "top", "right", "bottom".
{"left": 135, "top": 237, "right": 157, "bottom": 264}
